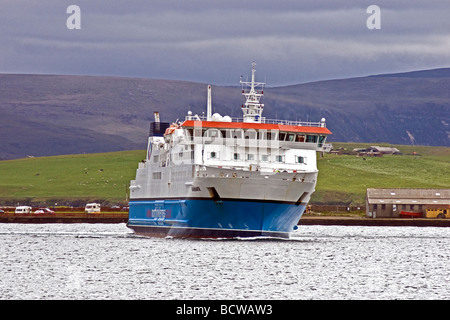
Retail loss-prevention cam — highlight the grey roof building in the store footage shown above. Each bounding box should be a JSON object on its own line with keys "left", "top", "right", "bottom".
{"left": 366, "top": 188, "right": 450, "bottom": 218}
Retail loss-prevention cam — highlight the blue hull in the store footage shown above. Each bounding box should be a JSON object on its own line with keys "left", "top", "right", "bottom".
{"left": 127, "top": 199, "right": 305, "bottom": 238}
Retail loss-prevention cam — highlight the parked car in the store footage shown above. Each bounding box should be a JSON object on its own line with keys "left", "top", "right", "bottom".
{"left": 85, "top": 203, "right": 101, "bottom": 213}
{"left": 15, "top": 206, "right": 32, "bottom": 214}
{"left": 33, "top": 208, "right": 55, "bottom": 215}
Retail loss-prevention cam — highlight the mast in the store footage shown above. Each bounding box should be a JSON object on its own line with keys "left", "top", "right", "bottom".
{"left": 240, "top": 62, "right": 265, "bottom": 123}
{"left": 207, "top": 85, "right": 212, "bottom": 121}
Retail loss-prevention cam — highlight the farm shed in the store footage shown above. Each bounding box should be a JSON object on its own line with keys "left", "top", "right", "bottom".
{"left": 366, "top": 188, "right": 450, "bottom": 218}
{"left": 369, "top": 146, "right": 401, "bottom": 154}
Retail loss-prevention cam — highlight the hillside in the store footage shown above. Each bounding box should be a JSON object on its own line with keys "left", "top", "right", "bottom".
{"left": 1, "top": 68, "right": 449, "bottom": 159}
{"left": 266, "top": 68, "right": 450, "bottom": 145}
{"left": 0, "top": 145, "right": 448, "bottom": 206}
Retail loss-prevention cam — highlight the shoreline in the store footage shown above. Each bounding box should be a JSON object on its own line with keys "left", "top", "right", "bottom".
{"left": 1, "top": 214, "right": 450, "bottom": 227}
{"left": 0, "top": 216, "right": 128, "bottom": 224}
{"left": 299, "top": 215, "right": 450, "bottom": 227}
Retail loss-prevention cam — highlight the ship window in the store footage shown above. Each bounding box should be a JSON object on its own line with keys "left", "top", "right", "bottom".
{"left": 193, "top": 127, "right": 202, "bottom": 138}
{"left": 244, "top": 130, "right": 256, "bottom": 140}
{"left": 306, "top": 135, "right": 318, "bottom": 143}
{"left": 296, "top": 134, "right": 305, "bottom": 142}
{"left": 269, "top": 131, "right": 278, "bottom": 140}
{"left": 186, "top": 129, "right": 194, "bottom": 140}
{"left": 230, "top": 129, "right": 243, "bottom": 139}
{"left": 233, "top": 153, "right": 240, "bottom": 160}
{"left": 296, "top": 156, "right": 306, "bottom": 164}
{"left": 210, "top": 151, "right": 218, "bottom": 159}
{"left": 275, "top": 155, "right": 284, "bottom": 162}
{"left": 318, "top": 135, "right": 326, "bottom": 147}
{"left": 261, "top": 154, "right": 269, "bottom": 162}
{"left": 258, "top": 130, "right": 274, "bottom": 140}
{"left": 152, "top": 172, "right": 162, "bottom": 180}
{"left": 208, "top": 129, "right": 218, "bottom": 138}
{"left": 247, "top": 154, "right": 255, "bottom": 161}
{"left": 279, "top": 132, "right": 287, "bottom": 141}
{"left": 287, "top": 133, "right": 295, "bottom": 142}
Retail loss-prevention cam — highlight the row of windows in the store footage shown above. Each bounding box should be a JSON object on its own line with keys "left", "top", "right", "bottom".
{"left": 153, "top": 149, "right": 307, "bottom": 166}
{"left": 186, "top": 128, "right": 326, "bottom": 145}
{"left": 153, "top": 151, "right": 194, "bottom": 164}
{"left": 151, "top": 170, "right": 192, "bottom": 180}
{"left": 373, "top": 204, "right": 422, "bottom": 211}
{"left": 210, "top": 152, "right": 306, "bottom": 164}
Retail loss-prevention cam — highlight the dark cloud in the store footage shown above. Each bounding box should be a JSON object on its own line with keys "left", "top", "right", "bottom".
{"left": 0, "top": 0, "right": 449, "bottom": 85}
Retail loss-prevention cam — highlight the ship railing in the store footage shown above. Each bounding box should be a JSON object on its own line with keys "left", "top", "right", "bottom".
{"left": 263, "top": 118, "right": 324, "bottom": 127}
{"left": 185, "top": 115, "right": 325, "bottom": 128}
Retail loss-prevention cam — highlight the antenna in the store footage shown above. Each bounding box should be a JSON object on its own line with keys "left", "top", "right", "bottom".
{"left": 207, "top": 85, "right": 212, "bottom": 121}
{"left": 240, "top": 62, "right": 265, "bottom": 123}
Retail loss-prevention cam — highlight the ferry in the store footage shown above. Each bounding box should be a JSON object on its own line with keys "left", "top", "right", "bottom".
{"left": 127, "top": 63, "right": 331, "bottom": 238}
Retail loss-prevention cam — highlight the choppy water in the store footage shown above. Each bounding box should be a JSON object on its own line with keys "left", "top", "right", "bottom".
{"left": 0, "top": 223, "right": 449, "bottom": 300}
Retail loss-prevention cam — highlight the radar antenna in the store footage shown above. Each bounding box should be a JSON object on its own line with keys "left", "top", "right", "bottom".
{"left": 240, "top": 62, "right": 265, "bottom": 123}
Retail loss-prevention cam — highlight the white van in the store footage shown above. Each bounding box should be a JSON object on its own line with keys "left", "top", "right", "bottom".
{"left": 15, "top": 206, "right": 32, "bottom": 214}
{"left": 85, "top": 203, "right": 101, "bottom": 213}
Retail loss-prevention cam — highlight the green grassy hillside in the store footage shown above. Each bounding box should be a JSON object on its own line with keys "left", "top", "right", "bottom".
{"left": 0, "top": 150, "right": 146, "bottom": 205}
{"left": 0, "top": 144, "right": 448, "bottom": 206}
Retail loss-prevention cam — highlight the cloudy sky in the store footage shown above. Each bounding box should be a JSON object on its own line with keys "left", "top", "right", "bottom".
{"left": 1, "top": 0, "right": 450, "bottom": 85}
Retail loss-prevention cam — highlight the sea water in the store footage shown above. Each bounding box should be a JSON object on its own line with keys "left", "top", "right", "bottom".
{"left": 0, "top": 223, "right": 449, "bottom": 300}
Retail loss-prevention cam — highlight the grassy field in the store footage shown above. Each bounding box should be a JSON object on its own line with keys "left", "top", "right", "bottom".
{"left": 0, "top": 143, "right": 449, "bottom": 206}
{"left": 313, "top": 143, "right": 450, "bottom": 205}
{"left": 0, "top": 150, "right": 146, "bottom": 205}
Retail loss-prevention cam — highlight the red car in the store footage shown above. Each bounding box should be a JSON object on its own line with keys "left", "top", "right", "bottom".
{"left": 33, "top": 208, "right": 55, "bottom": 215}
